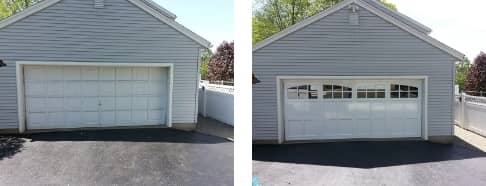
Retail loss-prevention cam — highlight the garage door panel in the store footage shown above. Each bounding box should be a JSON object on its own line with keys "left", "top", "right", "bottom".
{"left": 116, "top": 111, "right": 131, "bottom": 123}
{"left": 149, "top": 68, "right": 165, "bottom": 80}
{"left": 100, "top": 111, "right": 115, "bottom": 124}
{"left": 116, "top": 81, "right": 132, "bottom": 96}
{"left": 133, "top": 81, "right": 149, "bottom": 95}
{"left": 132, "top": 97, "right": 148, "bottom": 109}
{"left": 116, "top": 68, "right": 132, "bottom": 80}
{"left": 65, "top": 112, "right": 82, "bottom": 125}
{"left": 148, "top": 110, "right": 162, "bottom": 121}
{"left": 99, "top": 82, "right": 115, "bottom": 96}
{"left": 27, "top": 98, "right": 45, "bottom": 112}
{"left": 81, "top": 67, "right": 99, "bottom": 80}
{"left": 46, "top": 98, "right": 63, "bottom": 112}
{"left": 81, "top": 82, "right": 99, "bottom": 96}
{"left": 82, "top": 98, "right": 98, "bottom": 111}
{"left": 133, "top": 67, "right": 149, "bottom": 80}
{"left": 27, "top": 113, "right": 46, "bottom": 126}
{"left": 116, "top": 97, "right": 131, "bottom": 110}
{"left": 149, "top": 97, "right": 162, "bottom": 109}
{"left": 354, "top": 119, "right": 371, "bottom": 137}
{"left": 46, "top": 66, "right": 63, "bottom": 80}
{"left": 25, "top": 82, "right": 46, "bottom": 96}
{"left": 24, "top": 66, "right": 46, "bottom": 81}
{"left": 63, "top": 67, "right": 81, "bottom": 80}
{"left": 99, "top": 67, "right": 115, "bottom": 80}
{"left": 64, "top": 98, "right": 81, "bottom": 111}
{"left": 25, "top": 65, "right": 168, "bottom": 129}
{"left": 132, "top": 111, "right": 148, "bottom": 122}
{"left": 284, "top": 79, "right": 422, "bottom": 141}
{"left": 99, "top": 97, "right": 115, "bottom": 110}
{"left": 47, "top": 81, "right": 64, "bottom": 97}
{"left": 47, "top": 112, "right": 64, "bottom": 125}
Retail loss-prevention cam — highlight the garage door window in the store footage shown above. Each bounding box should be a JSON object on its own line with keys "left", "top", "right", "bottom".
{"left": 323, "top": 84, "right": 352, "bottom": 99}
{"left": 391, "top": 84, "right": 419, "bottom": 98}
{"left": 357, "top": 86, "right": 385, "bottom": 99}
{"left": 288, "top": 85, "right": 318, "bottom": 100}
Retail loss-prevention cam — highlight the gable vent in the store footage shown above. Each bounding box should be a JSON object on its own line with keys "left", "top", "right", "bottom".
{"left": 94, "top": 0, "right": 104, "bottom": 8}
{"left": 348, "top": 4, "right": 360, "bottom": 25}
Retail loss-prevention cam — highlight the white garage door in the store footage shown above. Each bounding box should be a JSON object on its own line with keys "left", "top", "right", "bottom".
{"left": 284, "top": 79, "right": 422, "bottom": 141}
{"left": 24, "top": 65, "right": 168, "bottom": 129}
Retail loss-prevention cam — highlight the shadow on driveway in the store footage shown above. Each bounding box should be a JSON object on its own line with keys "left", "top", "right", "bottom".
{"left": 21, "top": 128, "right": 229, "bottom": 144}
{"left": 0, "top": 137, "right": 26, "bottom": 160}
{"left": 253, "top": 138, "right": 486, "bottom": 169}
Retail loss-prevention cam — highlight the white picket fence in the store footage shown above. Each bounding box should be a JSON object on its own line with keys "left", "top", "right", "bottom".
{"left": 455, "top": 93, "right": 486, "bottom": 137}
{"left": 198, "top": 82, "right": 234, "bottom": 126}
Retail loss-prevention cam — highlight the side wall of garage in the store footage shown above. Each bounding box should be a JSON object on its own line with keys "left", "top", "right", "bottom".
{"left": 0, "top": 0, "right": 201, "bottom": 129}
{"left": 253, "top": 5, "right": 457, "bottom": 140}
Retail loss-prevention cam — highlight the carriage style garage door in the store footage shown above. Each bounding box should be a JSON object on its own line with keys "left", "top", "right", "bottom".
{"left": 24, "top": 65, "right": 168, "bottom": 130}
{"left": 284, "top": 79, "right": 423, "bottom": 141}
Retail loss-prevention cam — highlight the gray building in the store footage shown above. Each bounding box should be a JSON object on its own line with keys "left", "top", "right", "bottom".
{"left": 253, "top": 0, "right": 464, "bottom": 143}
{"left": 0, "top": 0, "right": 210, "bottom": 133}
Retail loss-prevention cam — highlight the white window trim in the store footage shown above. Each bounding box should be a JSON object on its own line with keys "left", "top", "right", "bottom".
{"left": 276, "top": 76, "right": 428, "bottom": 143}
{"left": 16, "top": 61, "right": 174, "bottom": 133}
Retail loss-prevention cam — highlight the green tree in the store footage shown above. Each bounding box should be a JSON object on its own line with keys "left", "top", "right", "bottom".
{"left": 0, "top": 0, "right": 42, "bottom": 20}
{"left": 200, "top": 48, "right": 213, "bottom": 80}
{"left": 253, "top": 0, "right": 397, "bottom": 43}
{"left": 455, "top": 58, "right": 470, "bottom": 91}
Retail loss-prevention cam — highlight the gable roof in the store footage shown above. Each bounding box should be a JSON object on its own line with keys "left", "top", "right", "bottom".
{"left": 0, "top": 0, "right": 210, "bottom": 48}
{"left": 253, "top": 0, "right": 464, "bottom": 60}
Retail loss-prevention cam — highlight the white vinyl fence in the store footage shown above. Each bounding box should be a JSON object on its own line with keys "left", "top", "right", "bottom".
{"left": 198, "top": 82, "right": 234, "bottom": 126}
{"left": 455, "top": 93, "right": 486, "bottom": 137}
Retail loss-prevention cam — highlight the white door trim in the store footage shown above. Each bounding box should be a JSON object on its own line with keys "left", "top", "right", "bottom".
{"left": 16, "top": 61, "right": 174, "bottom": 133}
{"left": 276, "top": 76, "right": 428, "bottom": 143}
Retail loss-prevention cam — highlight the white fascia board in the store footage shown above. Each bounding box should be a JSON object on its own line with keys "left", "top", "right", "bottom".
{"left": 141, "top": 0, "right": 177, "bottom": 20}
{"left": 0, "top": 0, "right": 62, "bottom": 29}
{"left": 253, "top": 0, "right": 464, "bottom": 60}
{"left": 128, "top": 0, "right": 211, "bottom": 48}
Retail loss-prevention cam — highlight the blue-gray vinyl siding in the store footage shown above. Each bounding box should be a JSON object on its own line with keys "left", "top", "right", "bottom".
{"left": 0, "top": 0, "right": 202, "bottom": 129}
{"left": 253, "top": 4, "right": 456, "bottom": 140}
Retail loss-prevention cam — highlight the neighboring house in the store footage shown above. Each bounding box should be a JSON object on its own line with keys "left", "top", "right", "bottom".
{"left": 0, "top": 0, "right": 210, "bottom": 133}
{"left": 253, "top": 0, "right": 464, "bottom": 144}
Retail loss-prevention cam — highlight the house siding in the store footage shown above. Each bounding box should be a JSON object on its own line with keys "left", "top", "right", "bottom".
{"left": 0, "top": 0, "right": 202, "bottom": 129}
{"left": 253, "top": 4, "right": 456, "bottom": 140}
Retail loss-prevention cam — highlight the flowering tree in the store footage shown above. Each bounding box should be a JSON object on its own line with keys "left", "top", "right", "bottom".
{"left": 465, "top": 52, "right": 486, "bottom": 92}
{"left": 207, "top": 41, "right": 234, "bottom": 81}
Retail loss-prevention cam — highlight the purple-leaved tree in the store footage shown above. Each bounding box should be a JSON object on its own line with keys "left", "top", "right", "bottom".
{"left": 465, "top": 52, "right": 486, "bottom": 92}
{"left": 207, "top": 41, "right": 234, "bottom": 81}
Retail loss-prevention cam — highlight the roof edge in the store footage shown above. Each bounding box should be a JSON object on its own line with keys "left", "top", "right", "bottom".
{"left": 0, "top": 0, "right": 62, "bottom": 29}
{"left": 141, "top": 0, "right": 177, "bottom": 20}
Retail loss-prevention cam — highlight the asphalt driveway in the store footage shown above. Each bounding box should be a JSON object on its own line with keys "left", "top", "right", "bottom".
{"left": 0, "top": 128, "right": 233, "bottom": 185}
{"left": 253, "top": 138, "right": 486, "bottom": 186}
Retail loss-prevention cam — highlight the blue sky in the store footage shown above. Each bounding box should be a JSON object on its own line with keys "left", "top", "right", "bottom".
{"left": 154, "top": 0, "right": 234, "bottom": 51}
